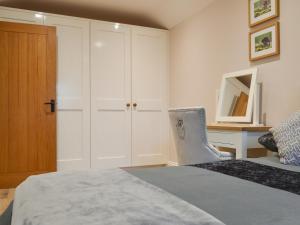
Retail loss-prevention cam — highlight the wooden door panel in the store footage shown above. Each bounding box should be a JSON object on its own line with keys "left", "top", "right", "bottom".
{"left": 0, "top": 21, "right": 56, "bottom": 188}
{"left": 7, "top": 32, "right": 29, "bottom": 173}
{"left": 45, "top": 25, "right": 57, "bottom": 172}
{"left": 28, "top": 34, "right": 48, "bottom": 172}
{"left": 0, "top": 31, "right": 9, "bottom": 173}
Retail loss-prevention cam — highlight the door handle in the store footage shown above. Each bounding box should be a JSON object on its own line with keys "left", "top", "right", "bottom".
{"left": 126, "top": 103, "right": 131, "bottom": 107}
{"left": 133, "top": 103, "right": 137, "bottom": 107}
{"left": 44, "top": 99, "right": 55, "bottom": 112}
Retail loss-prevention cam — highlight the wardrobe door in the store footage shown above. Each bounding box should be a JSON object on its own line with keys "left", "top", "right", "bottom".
{"left": 132, "top": 27, "right": 169, "bottom": 166}
{"left": 0, "top": 7, "right": 43, "bottom": 24}
{"left": 44, "top": 15, "right": 90, "bottom": 170}
{"left": 91, "top": 21, "right": 131, "bottom": 169}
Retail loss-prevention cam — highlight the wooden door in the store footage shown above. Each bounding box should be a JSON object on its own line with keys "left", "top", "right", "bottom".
{"left": 131, "top": 27, "right": 169, "bottom": 166}
{"left": 0, "top": 21, "right": 57, "bottom": 188}
{"left": 44, "top": 16, "right": 90, "bottom": 171}
{"left": 91, "top": 21, "right": 131, "bottom": 169}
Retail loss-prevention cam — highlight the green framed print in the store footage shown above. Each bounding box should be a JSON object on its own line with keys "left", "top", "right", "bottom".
{"left": 249, "top": 22, "right": 280, "bottom": 61}
{"left": 249, "top": 0, "right": 279, "bottom": 27}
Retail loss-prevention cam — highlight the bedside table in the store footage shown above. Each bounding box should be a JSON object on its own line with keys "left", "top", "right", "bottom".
{"left": 207, "top": 123, "right": 272, "bottom": 159}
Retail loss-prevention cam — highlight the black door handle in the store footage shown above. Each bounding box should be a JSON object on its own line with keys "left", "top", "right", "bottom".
{"left": 44, "top": 99, "right": 55, "bottom": 112}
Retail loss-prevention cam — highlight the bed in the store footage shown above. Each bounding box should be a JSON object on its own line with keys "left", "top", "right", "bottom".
{"left": 128, "top": 156, "right": 300, "bottom": 225}
{"left": 2, "top": 156, "right": 300, "bottom": 225}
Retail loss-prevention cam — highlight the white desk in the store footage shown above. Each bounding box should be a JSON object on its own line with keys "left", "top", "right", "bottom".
{"left": 207, "top": 124, "right": 271, "bottom": 159}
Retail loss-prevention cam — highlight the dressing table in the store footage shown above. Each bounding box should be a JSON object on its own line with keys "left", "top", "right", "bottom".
{"left": 207, "top": 123, "right": 271, "bottom": 159}
{"left": 209, "top": 68, "right": 271, "bottom": 159}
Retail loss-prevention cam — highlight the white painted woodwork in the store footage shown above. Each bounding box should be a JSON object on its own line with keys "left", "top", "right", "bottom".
{"left": 44, "top": 15, "right": 91, "bottom": 170}
{"left": 91, "top": 21, "right": 132, "bottom": 169}
{"left": 207, "top": 130, "right": 268, "bottom": 159}
{"left": 0, "top": 7, "right": 43, "bottom": 24}
{"left": 131, "top": 27, "right": 169, "bottom": 166}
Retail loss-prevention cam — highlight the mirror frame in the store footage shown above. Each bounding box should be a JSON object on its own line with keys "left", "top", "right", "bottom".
{"left": 216, "top": 68, "right": 258, "bottom": 123}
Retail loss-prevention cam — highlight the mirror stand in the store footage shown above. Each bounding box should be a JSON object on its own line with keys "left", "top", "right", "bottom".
{"left": 216, "top": 68, "right": 258, "bottom": 123}
{"left": 252, "top": 82, "right": 264, "bottom": 126}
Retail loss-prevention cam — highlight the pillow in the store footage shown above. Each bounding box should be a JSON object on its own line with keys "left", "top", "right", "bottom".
{"left": 258, "top": 132, "right": 278, "bottom": 152}
{"left": 270, "top": 111, "right": 300, "bottom": 166}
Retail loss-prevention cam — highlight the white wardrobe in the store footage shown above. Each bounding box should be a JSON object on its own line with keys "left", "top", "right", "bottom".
{"left": 0, "top": 7, "right": 169, "bottom": 170}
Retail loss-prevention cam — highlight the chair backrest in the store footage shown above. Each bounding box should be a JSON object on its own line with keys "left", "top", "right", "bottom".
{"left": 169, "top": 107, "right": 219, "bottom": 165}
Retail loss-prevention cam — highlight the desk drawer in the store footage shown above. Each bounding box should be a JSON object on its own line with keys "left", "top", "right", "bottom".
{"left": 207, "top": 131, "right": 236, "bottom": 147}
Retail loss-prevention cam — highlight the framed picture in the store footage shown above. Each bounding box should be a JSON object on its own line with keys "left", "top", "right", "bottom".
{"left": 249, "top": 22, "right": 280, "bottom": 61}
{"left": 249, "top": 0, "right": 279, "bottom": 27}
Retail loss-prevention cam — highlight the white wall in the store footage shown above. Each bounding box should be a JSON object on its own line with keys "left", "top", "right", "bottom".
{"left": 169, "top": 0, "right": 300, "bottom": 162}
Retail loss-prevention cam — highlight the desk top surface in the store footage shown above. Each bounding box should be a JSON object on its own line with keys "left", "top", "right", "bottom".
{"left": 207, "top": 123, "right": 272, "bottom": 132}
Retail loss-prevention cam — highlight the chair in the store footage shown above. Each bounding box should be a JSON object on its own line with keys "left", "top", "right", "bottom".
{"left": 169, "top": 107, "right": 234, "bottom": 165}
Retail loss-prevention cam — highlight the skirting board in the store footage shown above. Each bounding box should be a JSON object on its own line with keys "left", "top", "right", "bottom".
{"left": 167, "top": 161, "right": 179, "bottom": 167}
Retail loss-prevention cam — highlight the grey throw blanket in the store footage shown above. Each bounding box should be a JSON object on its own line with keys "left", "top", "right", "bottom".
{"left": 12, "top": 169, "right": 224, "bottom": 225}
{"left": 191, "top": 160, "right": 300, "bottom": 195}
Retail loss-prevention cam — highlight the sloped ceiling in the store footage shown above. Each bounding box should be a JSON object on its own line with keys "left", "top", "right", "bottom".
{"left": 0, "top": 0, "right": 214, "bottom": 29}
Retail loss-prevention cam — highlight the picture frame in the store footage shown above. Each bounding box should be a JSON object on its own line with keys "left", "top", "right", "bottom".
{"left": 249, "top": 22, "right": 280, "bottom": 61}
{"left": 249, "top": 0, "right": 280, "bottom": 27}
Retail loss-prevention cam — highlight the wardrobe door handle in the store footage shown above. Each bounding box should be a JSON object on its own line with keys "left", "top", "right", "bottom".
{"left": 126, "top": 103, "right": 131, "bottom": 107}
{"left": 133, "top": 103, "right": 137, "bottom": 107}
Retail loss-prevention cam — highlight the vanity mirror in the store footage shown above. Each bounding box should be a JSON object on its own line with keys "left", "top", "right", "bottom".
{"left": 216, "top": 68, "right": 259, "bottom": 123}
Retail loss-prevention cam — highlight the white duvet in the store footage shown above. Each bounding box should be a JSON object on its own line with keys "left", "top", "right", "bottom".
{"left": 12, "top": 168, "right": 225, "bottom": 225}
